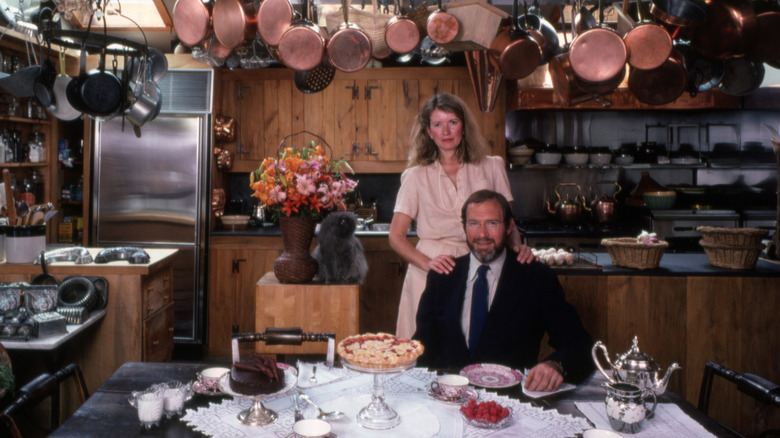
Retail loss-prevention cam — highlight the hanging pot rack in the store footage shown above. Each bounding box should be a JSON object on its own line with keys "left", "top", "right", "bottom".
{"left": 44, "top": 29, "right": 145, "bottom": 57}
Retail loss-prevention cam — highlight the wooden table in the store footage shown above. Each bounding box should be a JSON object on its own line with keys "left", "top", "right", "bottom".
{"left": 50, "top": 361, "right": 740, "bottom": 438}
{"left": 255, "top": 272, "right": 359, "bottom": 356}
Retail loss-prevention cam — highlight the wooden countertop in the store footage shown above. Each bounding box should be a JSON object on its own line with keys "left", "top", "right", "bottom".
{"left": 0, "top": 248, "right": 178, "bottom": 275}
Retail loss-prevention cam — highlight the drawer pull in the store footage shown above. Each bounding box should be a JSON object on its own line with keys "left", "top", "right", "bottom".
{"left": 147, "top": 305, "right": 153, "bottom": 312}
{"left": 152, "top": 340, "right": 159, "bottom": 346}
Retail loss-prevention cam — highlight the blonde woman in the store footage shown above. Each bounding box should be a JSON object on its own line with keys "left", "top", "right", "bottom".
{"left": 390, "top": 93, "right": 533, "bottom": 338}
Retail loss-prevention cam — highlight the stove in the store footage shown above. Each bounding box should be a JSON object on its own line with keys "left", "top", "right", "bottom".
{"left": 741, "top": 210, "right": 776, "bottom": 237}
{"left": 649, "top": 209, "right": 740, "bottom": 239}
{"left": 517, "top": 219, "right": 643, "bottom": 252}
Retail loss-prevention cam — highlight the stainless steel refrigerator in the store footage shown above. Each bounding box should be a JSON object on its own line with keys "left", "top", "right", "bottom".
{"left": 92, "top": 70, "right": 213, "bottom": 346}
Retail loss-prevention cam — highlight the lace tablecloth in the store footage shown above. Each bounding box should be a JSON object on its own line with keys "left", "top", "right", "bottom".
{"left": 575, "top": 402, "right": 718, "bottom": 438}
{"left": 181, "top": 364, "right": 590, "bottom": 438}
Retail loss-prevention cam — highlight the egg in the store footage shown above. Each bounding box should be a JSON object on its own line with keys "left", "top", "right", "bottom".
{"left": 554, "top": 253, "right": 566, "bottom": 265}
{"left": 565, "top": 253, "right": 575, "bottom": 265}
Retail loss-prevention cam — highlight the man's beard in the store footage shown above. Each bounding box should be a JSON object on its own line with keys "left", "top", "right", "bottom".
{"left": 467, "top": 237, "right": 506, "bottom": 264}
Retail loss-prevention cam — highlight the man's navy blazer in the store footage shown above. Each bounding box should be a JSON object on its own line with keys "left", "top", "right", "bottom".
{"left": 413, "top": 250, "right": 593, "bottom": 382}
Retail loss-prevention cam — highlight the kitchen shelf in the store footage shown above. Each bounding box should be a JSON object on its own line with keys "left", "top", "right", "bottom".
{"left": 0, "top": 162, "right": 48, "bottom": 168}
{"left": 0, "top": 116, "right": 52, "bottom": 125}
{"left": 510, "top": 163, "right": 712, "bottom": 170}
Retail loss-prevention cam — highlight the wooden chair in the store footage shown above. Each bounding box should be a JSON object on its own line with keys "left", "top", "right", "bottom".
{"left": 0, "top": 363, "right": 89, "bottom": 438}
{"left": 698, "top": 361, "right": 780, "bottom": 438}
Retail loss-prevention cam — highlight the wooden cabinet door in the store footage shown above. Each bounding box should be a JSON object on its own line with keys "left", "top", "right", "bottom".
{"left": 144, "top": 302, "right": 174, "bottom": 362}
{"left": 359, "top": 239, "right": 410, "bottom": 334}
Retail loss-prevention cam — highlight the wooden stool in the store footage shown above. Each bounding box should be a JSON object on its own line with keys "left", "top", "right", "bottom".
{"left": 255, "top": 272, "right": 359, "bottom": 357}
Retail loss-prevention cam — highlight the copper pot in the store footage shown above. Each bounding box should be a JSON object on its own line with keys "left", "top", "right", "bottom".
{"left": 745, "top": 11, "right": 780, "bottom": 62}
{"left": 623, "top": 1, "right": 673, "bottom": 70}
{"left": 277, "top": 0, "right": 327, "bottom": 71}
{"left": 549, "top": 52, "right": 612, "bottom": 107}
{"left": 257, "top": 0, "right": 295, "bottom": 48}
{"left": 385, "top": 0, "right": 421, "bottom": 55}
{"left": 649, "top": 0, "right": 708, "bottom": 26}
{"left": 690, "top": 0, "right": 758, "bottom": 59}
{"left": 327, "top": 0, "right": 372, "bottom": 72}
{"left": 569, "top": 8, "right": 627, "bottom": 87}
{"left": 426, "top": 0, "right": 459, "bottom": 45}
{"left": 212, "top": 0, "right": 257, "bottom": 50}
{"left": 628, "top": 48, "right": 687, "bottom": 105}
{"left": 464, "top": 49, "right": 502, "bottom": 113}
{"left": 173, "top": 0, "right": 212, "bottom": 47}
{"left": 516, "top": 4, "right": 561, "bottom": 65}
{"left": 489, "top": 0, "right": 542, "bottom": 81}
{"left": 718, "top": 57, "right": 765, "bottom": 96}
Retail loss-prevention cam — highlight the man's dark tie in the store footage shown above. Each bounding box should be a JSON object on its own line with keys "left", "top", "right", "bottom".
{"left": 469, "top": 264, "right": 490, "bottom": 356}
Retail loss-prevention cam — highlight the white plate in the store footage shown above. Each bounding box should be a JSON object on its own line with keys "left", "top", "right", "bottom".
{"left": 460, "top": 364, "right": 523, "bottom": 388}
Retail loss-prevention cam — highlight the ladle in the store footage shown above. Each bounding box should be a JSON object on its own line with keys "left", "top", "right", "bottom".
{"left": 16, "top": 200, "right": 29, "bottom": 226}
{"left": 298, "top": 392, "right": 344, "bottom": 420}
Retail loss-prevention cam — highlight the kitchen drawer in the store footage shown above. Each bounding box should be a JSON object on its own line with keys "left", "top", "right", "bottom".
{"left": 144, "top": 301, "right": 174, "bottom": 362}
{"left": 143, "top": 269, "right": 172, "bottom": 318}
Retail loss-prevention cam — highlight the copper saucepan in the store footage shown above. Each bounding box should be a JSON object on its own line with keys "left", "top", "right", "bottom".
{"left": 489, "top": 0, "right": 542, "bottom": 80}
{"left": 569, "top": 2, "right": 627, "bottom": 89}
{"left": 426, "top": 0, "right": 459, "bottom": 45}
{"left": 649, "top": 0, "right": 708, "bottom": 26}
{"left": 628, "top": 48, "right": 687, "bottom": 105}
{"left": 623, "top": 0, "right": 673, "bottom": 70}
{"left": 257, "top": 0, "right": 295, "bottom": 48}
{"left": 277, "top": 0, "right": 327, "bottom": 71}
{"left": 690, "top": 0, "right": 757, "bottom": 59}
{"left": 745, "top": 11, "right": 780, "bottom": 62}
{"left": 385, "top": 0, "right": 421, "bottom": 54}
{"left": 173, "top": 0, "right": 212, "bottom": 47}
{"left": 327, "top": 0, "right": 372, "bottom": 72}
{"left": 213, "top": 0, "right": 258, "bottom": 50}
{"left": 516, "top": 2, "right": 561, "bottom": 65}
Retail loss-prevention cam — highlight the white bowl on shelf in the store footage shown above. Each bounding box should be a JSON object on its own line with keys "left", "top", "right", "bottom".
{"left": 220, "top": 215, "right": 250, "bottom": 230}
{"left": 564, "top": 153, "right": 589, "bottom": 165}
{"left": 535, "top": 152, "right": 562, "bottom": 165}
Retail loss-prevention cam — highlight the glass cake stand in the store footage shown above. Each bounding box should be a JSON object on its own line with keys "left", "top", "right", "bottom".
{"left": 342, "top": 360, "right": 416, "bottom": 430}
{"left": 218, "top": 363, "right": 298, "bottom": 426}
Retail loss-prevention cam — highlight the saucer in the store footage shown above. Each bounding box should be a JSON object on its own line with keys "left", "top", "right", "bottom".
{"left": 428, "top": 387, "right": 478, "bottom": 404}
{"left": 192, "top": 381, "right": 223, "bottom": 396}
{"left": 285, "top": 433, "right": 338, "bottom": 438}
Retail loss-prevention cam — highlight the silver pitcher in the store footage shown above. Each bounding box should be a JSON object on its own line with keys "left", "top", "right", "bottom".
{"left": 592, "top": 336, "right": 681, "bottom": 395}
{"left": 604, "top": 381, "right": 657, "bottom": 434}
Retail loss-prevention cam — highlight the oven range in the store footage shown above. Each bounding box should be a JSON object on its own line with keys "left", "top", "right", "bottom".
{"left": 517, "top": 219, "right": 643, "bottom": 252}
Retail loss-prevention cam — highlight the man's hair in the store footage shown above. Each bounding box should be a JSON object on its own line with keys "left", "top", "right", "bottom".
{"left": 460, "top": 190, "right": 513, "bottom": 227}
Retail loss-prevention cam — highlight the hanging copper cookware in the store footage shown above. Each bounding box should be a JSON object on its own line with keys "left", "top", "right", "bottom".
{"left": 464, "top": 49, "right": 502, "bottom": 112}
{"left": 278, "top": 0, "right": 327, "bottom": 71}
{"left": 489, "top": 0, "right": 542, "bottom": 80}
{"left": 327, "top": 0, "right": 372, "bottom": 72}
{"left": 426, "top": 0, "right": 459, "bottom": 45}
{"left": 745, "top": 11, "right": 780, "bottom": 62}
{"left": 257, "top": 0, "right": 295, "bottom": 48}
{"left": 628, "top": 48, "right": 687, "bottom": 105}
{"left": 623, "top": 0, "right": 673, "bottom": 70}
{"left": 173, "top": 0, "right": 212, "bottom": 47}
{"left": 385, "top": 0, "right": 421, "bottom": 54}
{"left": 674, "top": 40, "right": 723, "bottom": 96}
{"left": 569, "top": 1, "right": 627, "bottom": 89}
{"left": 516, "top": 1, "right": 561, "bottom": 64}
{"left": 718, "top": 57, "right": 765, "bottom": 96}
{"left": 650, "top": 0, "right": 708, "bottom": 26}
{"left": 690, "top": 0, "right": 757, "bottom": 59}
{"left": 213, "top": 0, "right": 258, "bottom": 50}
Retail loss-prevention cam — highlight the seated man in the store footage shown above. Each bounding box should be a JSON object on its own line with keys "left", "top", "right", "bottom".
{"left": 414, "top": 189, "right": 593, "bottom": 391}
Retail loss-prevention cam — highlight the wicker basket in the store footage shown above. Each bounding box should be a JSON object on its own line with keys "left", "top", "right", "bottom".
{"left": 697, "top": 226, "right": 769, "bottom": 246}
{"left": 601, "top": 237, "right": 669, "bottom": 269}
{"left": 699, "top": 240, "right": 765, "bottom": 270}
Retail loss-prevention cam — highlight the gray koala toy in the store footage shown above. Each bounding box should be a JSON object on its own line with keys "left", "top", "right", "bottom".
{"left": 312, "top": 212, "right": 369, "bottom": 284}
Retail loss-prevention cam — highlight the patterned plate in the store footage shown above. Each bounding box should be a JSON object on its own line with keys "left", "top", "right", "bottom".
{"left": 460, "top": 364, "right": 523, "bottom": 388}
{"left": 192, "top": 381, "right": 223, "bottom": 396}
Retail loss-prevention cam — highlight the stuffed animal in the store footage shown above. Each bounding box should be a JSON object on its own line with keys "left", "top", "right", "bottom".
{"left": 312, "top": 212, "right": 368, "bottom": 284}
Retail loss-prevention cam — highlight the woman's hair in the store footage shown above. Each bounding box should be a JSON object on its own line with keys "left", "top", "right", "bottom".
{"left": 407, "top": 93, "right": 488, "bottom": 166}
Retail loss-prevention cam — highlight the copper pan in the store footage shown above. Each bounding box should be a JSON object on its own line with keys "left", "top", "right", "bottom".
{"left": 718, "top": 57, "right": 765, "bottom": 96}
{"left": 464, "top": 50, "right": 502, "bottom": 113}
{"left": 674, "top": 40, "right": 724, "bottom": 96}
{"left": 650, "top": 0, "right": 708, "bottom": 26}
{"left": 257, "top": 0, "right": 294, "bottom": 47}
{"left": 213, "top": 0, "right": 258, "bottom": 50}
{"left": 489, "top": 0, "right": 542, "bottom": 80}
{"left": 628, "top": 48, "right": 687, "bottom": 105}
{"left": 517, "top": 2, "right": 561, "bottom": 64}
{"left": 426, "top": 0, "right": 459, "bottom": 45}
{"left": 690, "top": 0, "right": 757, "bottom": 59}
{"left": 623, "top": 0, "right": 673, "bottom": 70}
{"left": 385, "top": 0, "right": 421, "bottom": 54}
{"left": 173, "top": 0, "right": 212, "bottom": 47}
{"left": 277, "top": 0, "right": 327, "bottom": 71}
{"left": 745, "top": 11, "right": 780, "bottom": 62}
{"left": 327, "top": 0, "right": 372, "bottom": 72}
{"left": 569, "top": 0, "right": 627, "bottom": 87}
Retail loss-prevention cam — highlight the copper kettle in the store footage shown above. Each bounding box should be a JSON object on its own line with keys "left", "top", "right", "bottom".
{"left": 545, "top": 182, "right": 585, "bottom": 223}
{"left": 588, "top": 180, "right": 621, "bottom": 223}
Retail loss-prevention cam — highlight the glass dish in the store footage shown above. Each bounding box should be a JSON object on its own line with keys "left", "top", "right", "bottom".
{"left": 460, "top": 399, "right": 513, "bottom": 430}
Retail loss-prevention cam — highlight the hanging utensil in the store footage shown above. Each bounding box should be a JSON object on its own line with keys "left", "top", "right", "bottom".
{"left": 745, "top": 10, "right": 780, "bottom": 62}
{"left": 628, "top": 48, "right": 687, "bottom": 105}
{"left": 674, "top": 40, "right": 724, "bottom": 96}
{"left": 385, "top": 0, "right": 421, "bottom": 54}
{"left": 278, "top": 0, "right": 328, "bottom": 71}
{"left": 426, "top": 0, "right": 459, "bottom": 45}
{"left": 689, "top": 0, "right": 757, "bottom": 59}
{"left": 327, "top": 0, "right": 373, "bottom": 72}
{"left": 649, "top": 0, "right": 708, "bottom": 26}
{"left": 489, "top": 0, "right": 542, "bottom": 81}
{"left": 50, "top": 49, "right": 81, "bottom": 121}
{"left": 213, "top": 0, "right": 258, "bottom": 50}
{"left": 173, "top": 0, "right": 213, "bottom": 47}
{"left": 256, "top": 0, "right": 295, "bottom": 48}
{"left": 568, "top": 0, "right": 627, "bottom": 89}
{"left": 623, "top": 0, "right": 673, "bottom": 70}
{"left": 717, "top": 57, "right": 765, "bottom": 96}
{"left": 517, "top": 0, "right": 561, "bottom": 64}
{"left": 3, "top": 169, "right": 15, "bottom": 227}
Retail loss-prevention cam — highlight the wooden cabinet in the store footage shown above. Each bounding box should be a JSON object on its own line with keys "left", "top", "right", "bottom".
{"left": 214, "top": 67, "right": 506, "bottom": 174}
{"left": 358, "top": 237, "right": 413, "bottom": 334}
{"left": 207, "top": 236, "right": 283, "bottom": 358}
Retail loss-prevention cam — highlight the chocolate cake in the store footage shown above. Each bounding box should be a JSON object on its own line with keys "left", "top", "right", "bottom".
{"left": 229, "top": 353, "right": 285, "bottom": 395}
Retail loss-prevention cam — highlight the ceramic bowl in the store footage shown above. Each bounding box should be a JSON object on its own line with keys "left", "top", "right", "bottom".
{"left": 564, "top": 152, "right": 590, "bottom": 166}
{"left": 614, "top": 155, "right": 635, "bottom": 165}
{"left": 508, "top": 146, "right": 534, "bottom": 165}
{"left": 535, "top": 152, "right": 563, "bottom": 165}
{"left": 590, "top": 152, "right": 612, "bottom": 165}
{"left": 643, "top": 191, "right": 677, "bottom": 209}
{"left": 220, "top": 215, "right": 250, "bottom": 230}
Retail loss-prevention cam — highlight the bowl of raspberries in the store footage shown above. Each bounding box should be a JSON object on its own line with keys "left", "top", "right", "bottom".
{"left": 460, "top": 398, "right": 513, "bottom": 429}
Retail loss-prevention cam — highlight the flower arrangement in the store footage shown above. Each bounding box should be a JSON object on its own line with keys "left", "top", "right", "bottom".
{"left": 250, "top": 141, "right": 357, "bottom": 221}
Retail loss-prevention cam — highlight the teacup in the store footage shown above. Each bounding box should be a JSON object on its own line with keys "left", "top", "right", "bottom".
{"left": 604, "top": 382, "right": 657, "bottom": 434}
{"left": 430, "top": 374, "right": 470, "bottom": 398}
{"left": 198, "top": 367, "right": 230, "bottom": 392}
{"left": 293, "top": 418, "right": 332, "bottom": 438}
{"left": 583, "top": 428, "right": 624, "bottom": 438}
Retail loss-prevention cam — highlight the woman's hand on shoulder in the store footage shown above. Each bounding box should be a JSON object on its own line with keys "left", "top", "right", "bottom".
{"left": 428, "top": 255, "right": 456, "bottom": 274}
{"left": 513, "top": 243, "right": 535, "bottom": 264}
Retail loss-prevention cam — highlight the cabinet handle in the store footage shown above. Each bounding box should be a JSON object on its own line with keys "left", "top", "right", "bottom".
{"left": 163, "top": 295, "right": 170, "bottom": 301}
{"left": 153, "top": 340, "right": 159, "bottom": 346}
{"left": 346, "top": 84, "right": 359, "bottom": 99}
{"left": 345, "top": 142, "right": 360, "bottom": 156}
{"left": 365, "top": 143, "right": 379, "bottom": 156}
{"left": 147, "top": 305, "right": 153, "bottom": 312}
{"left": 232, "top": 258, "right": 247, "bottom": 273}
{"left": 365, "top": 85, "right": 379, "bottom": 100}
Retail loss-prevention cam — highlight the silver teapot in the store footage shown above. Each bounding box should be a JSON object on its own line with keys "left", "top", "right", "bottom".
{"left": 592, "top": 336, "right": 681, "bottom": 395}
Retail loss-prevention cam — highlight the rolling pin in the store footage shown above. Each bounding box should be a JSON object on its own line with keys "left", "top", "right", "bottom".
{"left": 2, "top": 169, "right": 15, "bottom": 226}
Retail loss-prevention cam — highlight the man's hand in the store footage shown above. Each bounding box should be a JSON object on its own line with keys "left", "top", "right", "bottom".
{"left": 524, "top": 361, "right": 564, "bottom": 392}
{"left": 514, "top": 243, "right": 535, "bottom": 264}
